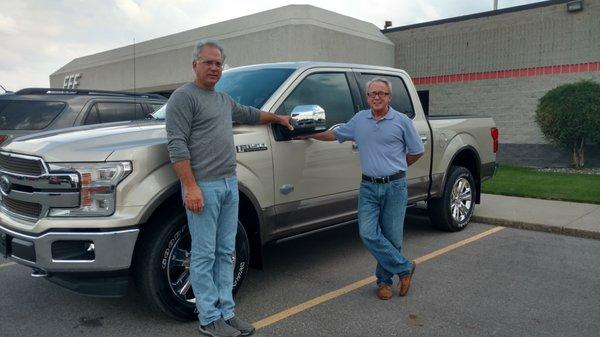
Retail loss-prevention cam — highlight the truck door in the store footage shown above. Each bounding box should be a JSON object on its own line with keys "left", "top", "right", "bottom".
{"left": 269, "top": 69, "right": 362, "bottom": 237}
{"left": 354, "top": 72, "right": 432, "bottom": 202}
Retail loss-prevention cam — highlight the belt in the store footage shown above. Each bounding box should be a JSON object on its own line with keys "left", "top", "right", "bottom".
{"left": 361, "top": 171, "right": 406, "bottom": 184}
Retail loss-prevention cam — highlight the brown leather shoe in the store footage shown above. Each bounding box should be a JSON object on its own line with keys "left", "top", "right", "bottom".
{"left": 377, "top": 283, "right": 393, "bottom": 300}
{"left": 399, "top": 262, "right": 416, "bottom": 296}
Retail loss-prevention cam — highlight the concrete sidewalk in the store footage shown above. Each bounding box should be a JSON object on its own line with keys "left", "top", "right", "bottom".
{"left": 473, "top": 194, "right": 600, "bottom": 240}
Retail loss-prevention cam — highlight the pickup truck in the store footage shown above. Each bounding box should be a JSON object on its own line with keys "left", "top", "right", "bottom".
{"left": 0, "top": 62, "right": 497, "bottom": 320}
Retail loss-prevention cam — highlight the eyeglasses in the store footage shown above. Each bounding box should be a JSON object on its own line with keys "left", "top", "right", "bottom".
{"left": 197, "top": 58, "right": 223, "bottom": 69}
{"left": 367, "top": 91, "right": 390, "bottom": 98}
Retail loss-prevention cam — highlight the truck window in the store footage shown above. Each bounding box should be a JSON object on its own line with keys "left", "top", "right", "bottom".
{"left": 280, "top": 72, "right": 355, "bottom": 128}
{"left": 358, "top": 74, "right": 415, "bottom": 118}
{"left": 417, "top": 90, "right": 429, "bottom": 116}
{"left": 84, "top": 102, "right": 144, "bottom": 125}
{"left": 0, "top": 100, "right": 65, "bottom": 130}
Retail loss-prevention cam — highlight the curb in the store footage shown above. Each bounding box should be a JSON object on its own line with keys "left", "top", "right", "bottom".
{"left": 471, "top": 216, "right": 600, "bottom": 241}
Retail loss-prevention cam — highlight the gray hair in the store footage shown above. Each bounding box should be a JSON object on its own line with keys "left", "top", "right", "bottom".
{"left": 366, "top": 77, "right": 393, "bottom": 95}
{"left": 192, "top": 39, "right": 226, "bottom": 62}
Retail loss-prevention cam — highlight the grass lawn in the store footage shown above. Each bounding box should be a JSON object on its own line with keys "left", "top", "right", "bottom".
{"left": 481, "top": 165, "right": 600, "bottom": 204}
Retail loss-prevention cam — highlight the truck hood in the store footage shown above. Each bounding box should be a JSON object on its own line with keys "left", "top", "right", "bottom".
{"left": 3, "top": 121, "right": 167, "bottom": 162}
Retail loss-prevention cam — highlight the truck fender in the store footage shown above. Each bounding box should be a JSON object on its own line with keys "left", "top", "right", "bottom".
{"left": 136, "top": 173, "right": 266, "bottom": 268}
{"left": 437, "top": 133, "right": 482, "bottom": 203}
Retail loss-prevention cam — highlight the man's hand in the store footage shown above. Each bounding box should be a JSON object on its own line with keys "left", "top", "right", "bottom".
{"left": 172, "top": 160, "right": 204, "bottom": 212}
{"left": 258, "top": 111, "right": 294, "bottom": 130}
{"left": 407, "top": 153, "right": 423, "bottom": 167}
{"left": 278, "top": 115, "right": 294, "bottom": 131}
{"left": 184, "top": 183, "right": 205, "bottom": 213}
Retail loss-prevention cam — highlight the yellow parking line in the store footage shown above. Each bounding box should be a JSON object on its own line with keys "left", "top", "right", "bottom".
{"left": 414, "top": 226, "right": 505, "bottom": 264}
{"left": 252, "top": 226, "right": 505, "bottom": 330}
{"left": 0, "top": 262, "right": 16, "bottom": 269}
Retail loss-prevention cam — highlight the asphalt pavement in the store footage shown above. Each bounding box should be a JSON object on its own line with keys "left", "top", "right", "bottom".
{"left": 1, "top": 211, "right": 599, "bottom": 337}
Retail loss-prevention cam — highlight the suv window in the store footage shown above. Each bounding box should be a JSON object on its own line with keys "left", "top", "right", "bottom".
{"left": 279, "top": 72, "right": 355, "bottom": 128}
{"left": 358, "top": 74, "right": 415, "bottom": 118}
{"left": 0, "top": 100, "right": 66, "bottom": 130}
{"left": 149, "top": 103, "right": 164, "bottom": 112}
{"left": 84, "top": 102, "right": 144, "bottom": 125}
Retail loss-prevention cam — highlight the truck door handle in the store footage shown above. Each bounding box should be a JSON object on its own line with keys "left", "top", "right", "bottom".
{"left": 280, "top": 184, "right": 294, "bottom": 195}
{"left": 352, "top": 142, "right": 358, "bottom": 150}
{"left": 420, "top": 136, "right": 428, "bottom": 143}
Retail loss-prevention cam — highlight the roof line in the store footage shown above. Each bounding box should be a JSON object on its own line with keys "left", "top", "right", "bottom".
{"left": 382, "top": 0, "right": 570, "bottom": 33}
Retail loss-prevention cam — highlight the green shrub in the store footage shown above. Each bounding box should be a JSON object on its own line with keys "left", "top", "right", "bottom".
{"left": 535, "top": 80, "right": 600, "bottom": 168}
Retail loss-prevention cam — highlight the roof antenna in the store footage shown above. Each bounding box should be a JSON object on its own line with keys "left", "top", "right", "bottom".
{"left": 133, "top": 37, "right": 138, "bottom": 113}
{"left": 133, "top": 37, "right": 136, "bottom": 96}
{"left": 0, "top": 84, "right": 8, "bottom": 93}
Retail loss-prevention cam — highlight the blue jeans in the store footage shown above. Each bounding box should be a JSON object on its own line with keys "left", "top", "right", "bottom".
{"left": 358, "top": 178, "right": 412, "bottom": 285}
{"left": 186, "top": 176, "right": 239, "bottom": 326}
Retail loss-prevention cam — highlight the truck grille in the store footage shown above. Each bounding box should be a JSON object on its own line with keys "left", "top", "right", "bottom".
{"left": 0, "top": 153, "right": 45, "bottom": 176}
{"left": 3, "top": 197, "right": 43, "bottom": 219}
{"left": 0, "top": 152, "right": 79, "bottom": 222}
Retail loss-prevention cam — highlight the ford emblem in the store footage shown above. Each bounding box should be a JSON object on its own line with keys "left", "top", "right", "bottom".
{"left": 0, "top": 175, "right": 11, "bottom": 195}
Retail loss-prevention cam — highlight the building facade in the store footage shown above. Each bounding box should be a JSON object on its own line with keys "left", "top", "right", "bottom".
{"left": 50, "top": 1, "right": 600, "bottom": 167}
{"left": 50, "top": 5, "right": 394, "bottom": 95}
{"left": 384, "top": 0, "right": 600, "bottom": 167}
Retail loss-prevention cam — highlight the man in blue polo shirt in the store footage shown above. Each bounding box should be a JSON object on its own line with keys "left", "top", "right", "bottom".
{"left": 300, "top": 77, "right": 424, "bottom": 300}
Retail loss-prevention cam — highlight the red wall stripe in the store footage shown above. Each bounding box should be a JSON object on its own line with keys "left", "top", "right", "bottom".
{"left": 412, "top": 61, "right": 600, "bottom": 85}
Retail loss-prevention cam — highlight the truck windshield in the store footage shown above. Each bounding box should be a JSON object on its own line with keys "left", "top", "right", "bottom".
{"left": 153, "top": 67, "right": 295, "bottom": 119}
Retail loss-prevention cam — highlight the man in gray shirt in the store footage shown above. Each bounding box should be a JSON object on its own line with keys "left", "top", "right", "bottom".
{"left": 166, "top": 39, "right": 292, "bottom": 337}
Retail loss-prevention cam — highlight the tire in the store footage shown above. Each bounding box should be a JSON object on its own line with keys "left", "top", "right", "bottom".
{"left": 134, "top": 209, "right": 250, "bottom": 321}
{"left": 428, "top": 166, "right": 476, "bottom": 232}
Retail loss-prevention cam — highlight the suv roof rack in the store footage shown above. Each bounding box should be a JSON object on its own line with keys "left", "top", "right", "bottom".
{"left": 15, "top": 88, "right": 165, "bottom": 99}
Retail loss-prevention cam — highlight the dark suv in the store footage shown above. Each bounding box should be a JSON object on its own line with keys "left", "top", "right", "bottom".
{"left": 0, "top": 88, "right": 166, "bottom": 146}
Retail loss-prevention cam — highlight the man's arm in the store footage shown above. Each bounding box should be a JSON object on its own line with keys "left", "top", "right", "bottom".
{"left": 296, "top": 130, "right": 337, "bottom": 141}
{"left": 402, "top": 115, "right": 425, "bottom": 168}
{"left": 172, "top": 160, "right": 204, "bottom": 213}
{"left": 298, "top": 113, "right": 358, "bottom": 142}
{"left": 165, "top": 91, "right": 204, "bottom": 213}
{"left": 407, "top": 153, "right": 423, "bottom": 167}
{"left": 258, "top": 111, "right": 293, "bottom": 130}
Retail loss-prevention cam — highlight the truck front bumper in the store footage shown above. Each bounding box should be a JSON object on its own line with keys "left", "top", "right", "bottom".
{"left": 0, "top": 223, "right": 139, "bottom": 273}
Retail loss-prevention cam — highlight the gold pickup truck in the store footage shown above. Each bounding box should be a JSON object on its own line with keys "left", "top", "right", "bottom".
{"left": 0, "top": 62, "right": 497, "bottom": 320}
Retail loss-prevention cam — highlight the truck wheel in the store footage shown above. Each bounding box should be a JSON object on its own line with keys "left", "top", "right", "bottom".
{"left": 134, "top": 210, "right": 250, "bottom": 321}
{"left": 428, "top": 166, "right": 475, "bottom": 232}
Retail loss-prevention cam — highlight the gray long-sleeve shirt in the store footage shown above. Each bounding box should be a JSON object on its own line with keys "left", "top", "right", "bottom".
{"left": 166, "top": 82, "right": 261, "bottom": 181}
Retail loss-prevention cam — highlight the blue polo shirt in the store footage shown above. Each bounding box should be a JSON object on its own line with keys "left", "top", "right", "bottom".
{"left": 333, "top": 107, "right": 424, "bottom": 177}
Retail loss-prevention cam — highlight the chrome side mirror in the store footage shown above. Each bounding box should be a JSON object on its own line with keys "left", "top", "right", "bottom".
{"left": 290, "top": 105, "right": 327, "bottom": 133}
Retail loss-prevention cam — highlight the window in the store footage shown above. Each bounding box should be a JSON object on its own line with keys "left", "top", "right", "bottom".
{"left": 84, "top": 102, "right": 144, "bottom": 125}
{"left": 280, "top": 72, "right": 355, "bottom": 128}
{"left": 417, "top": 90, "right": 429, "bottom": 116}
{"left": 358, "top": 74, "right": 415, "bottom": 118}
{"left": 149, "top": 103, "right": 165, "bottom": 112}
{"left": 216, "top": 68, "right": 295, "bottom": 109}
{"left": 0, "top": 100, "right": 65, "bottom": 130}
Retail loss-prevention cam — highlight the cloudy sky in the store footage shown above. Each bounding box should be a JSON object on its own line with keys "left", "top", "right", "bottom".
{"left": 1, "top": 0, "right": 542, "bottom": 91}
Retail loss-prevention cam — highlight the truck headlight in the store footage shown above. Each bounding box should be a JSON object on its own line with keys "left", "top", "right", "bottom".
{"left": 47, "top": 162, "right": 132, "bottom": 217}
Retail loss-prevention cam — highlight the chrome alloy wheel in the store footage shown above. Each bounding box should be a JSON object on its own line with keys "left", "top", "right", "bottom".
{"left": 166, "top": 227, "right": 237, "bottom": 304}
{"left": 450, "top": 177, "right": 472, "bottom": 223}
{"left": 166, "top": 229, "right": 194, "bottom": 303}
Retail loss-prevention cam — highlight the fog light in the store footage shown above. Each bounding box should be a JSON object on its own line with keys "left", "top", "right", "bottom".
{"left": 51, "top": 241, "right": 95, "bottom": 261}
